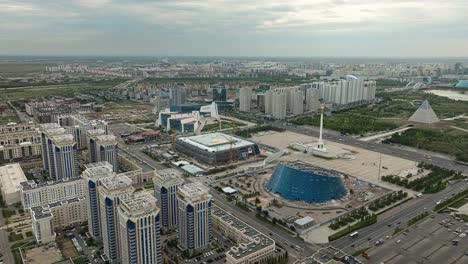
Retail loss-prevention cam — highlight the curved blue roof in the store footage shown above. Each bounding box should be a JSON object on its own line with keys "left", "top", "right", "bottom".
{"left": 455, "top": 80, "right": 468, "bottom": 88}
{"left": 267, "top": 163, "right": 347, "bottom": 203}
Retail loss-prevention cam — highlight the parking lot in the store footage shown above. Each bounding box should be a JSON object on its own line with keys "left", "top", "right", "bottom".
{"left": 361, "top": 213, "right": 468, "bottom": 264}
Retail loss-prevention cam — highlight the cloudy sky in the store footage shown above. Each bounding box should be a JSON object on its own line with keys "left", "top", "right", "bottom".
{"left": 1, "top": 0, "right": 467, "bottom": 57}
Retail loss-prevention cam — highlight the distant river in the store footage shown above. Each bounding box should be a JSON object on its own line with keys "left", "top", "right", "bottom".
{"left": 425, "top": 89, "right": 468, "bottom": 101}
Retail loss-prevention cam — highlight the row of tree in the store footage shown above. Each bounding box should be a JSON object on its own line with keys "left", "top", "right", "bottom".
{"left": 368, "top": 191, "right": 408, "bottom": 212}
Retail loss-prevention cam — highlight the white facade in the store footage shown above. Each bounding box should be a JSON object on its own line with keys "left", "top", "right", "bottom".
{"left": 31, "top": 207, "right": 55, "bottom": 244}
{"left": 239, "top": 88, "right": 252, "bottom": 112}
{"left": 266, "top": 88, "right": 287, "bottom": 120}
{"left": 20, "top": 177, "right": 86, "bottom": 210}
{"left": 0, "top": 163, "right": 27, "bottom": 205}
{"left": 306, "top": 88, "right": 320, "bottom": 112}
{"left": 289, "top": 88, "right": 304, "bottom": 115}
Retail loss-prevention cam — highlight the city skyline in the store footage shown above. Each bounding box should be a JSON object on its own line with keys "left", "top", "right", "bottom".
{"left": 1, "top": 0, "right": 468, "bottom": 57}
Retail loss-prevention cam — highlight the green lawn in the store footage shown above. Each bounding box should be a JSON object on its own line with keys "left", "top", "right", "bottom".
{"left": 451, "top": 198, "right": 468, "bottom": 209}
{"left": 9, "top": 232, "right": 24, "bottom": 242}
{"left": 2, "top": 209, "right": 16, "bottom": 218}
{"left": 384, "top": 127, "right": 468, "bottom": 162}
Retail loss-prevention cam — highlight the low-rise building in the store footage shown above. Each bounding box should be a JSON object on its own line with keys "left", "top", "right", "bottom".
{"left": 20, "top": 177, "right": 86, "bottom": 210}
{"left": 294, "top": 216, "right": 315, "bottom": 229}
{"left": 31, "top": 196, "right": 87, "bottom": 244}
{"left": 212, "top": 206, "right": 275, "bottom": 264}
{"left": 0, "top": 122, "right": 42, "bottom": 163}
{"left": 0, "top": 163, "right": 27, "bottom": 205}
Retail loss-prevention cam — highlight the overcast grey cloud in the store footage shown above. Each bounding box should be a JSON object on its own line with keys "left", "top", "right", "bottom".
{"left": 1, "top": 0, "right": 467, "bottom": 57}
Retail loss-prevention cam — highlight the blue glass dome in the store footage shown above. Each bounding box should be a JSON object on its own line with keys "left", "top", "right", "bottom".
{"left": 267, "top": 163, "right": 347, "bottom": 203}
{"left": 455, "top": 80, "right": 468, "bottom": 88}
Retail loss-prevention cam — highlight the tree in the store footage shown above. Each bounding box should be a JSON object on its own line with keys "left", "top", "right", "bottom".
{"left": 255, "top": 197, "right": 260, "bottom": 204}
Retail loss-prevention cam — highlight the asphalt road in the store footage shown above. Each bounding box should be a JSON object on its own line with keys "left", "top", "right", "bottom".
{"left": 274, "top": 123, "right": 468, "bottom": 174}
{"left": 331, "top": 180, "right": 468, "bottom": 252}
{"left": 208, "top": 189, "right": 321, "bottom": 260}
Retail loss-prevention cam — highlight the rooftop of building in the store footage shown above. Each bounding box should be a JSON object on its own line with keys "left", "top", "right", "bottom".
{"left": 100, "top": 174, "right": 132, "bottom": 191}
{"left": 51, "top": 134, "right": 75, "bottom": 145}
{"left": 212, "top": 206, "right": 274, "bottom": 260}
{"left": 177, "top": 132, "right": 256, "bottom": 153}
{"left": 86, "top": 128, "right": 106, "bottom": 136}
{"left": 95, "top": 134, "right": 117, "bottom": 143}
{"left": 178, "top": 182, "right": 211, "bottom": 203}
{"left": 295, "top": 216, "right": 315, "bottom": 226}
{"left": 31, "top": 196, "right": 86, "bottom": 220}
{"left": 0, "top": 163, "right": 27, "bottom": 194}
{"left": 20, "top": 177, "right": 84, "bottom": 191}
{"left": 120, "top": 192, "right": 159, "bottom": 217}
{"left": 154, "top": 168, "right": 184, "bottom": 183}
{"left": 82, "top": 162, "right": 115, "bottom": 178}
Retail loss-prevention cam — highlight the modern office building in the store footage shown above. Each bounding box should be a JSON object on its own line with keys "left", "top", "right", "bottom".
{"left": 20, "top": 177, "right": 86, "bottom": 210}
{"left": 212, "top": 206, "right": 276, "bottom": 264}
{"left": 177, "top": 182, "right": 212, "bottom": 254}
{"left": 0, "top": 122, "right": 42, "bottom": 163}
{"left": 169, "top": 86, "right": 187, "bottom": 106}
{"left": 82, "top": 162, "right": 115, "bottom": 239}
{"left": 153, "top": 168, "right": 184, "bottom": 232}
{"left": 0, "top": 163, "right": 27, "bottom": 205}
{"left": 212, "top": 85, "right": 227, "bottom": 102}
{"left": 118, "top": 192, "right": 162, "bottom": 264}
{"left": 239, "top": 88, "right": 252, "bottom": 112}
{"left": 175, "top": 132, "right": 260, "bottom": 165}
{"left": 99, "top": 175, "right": 134, "bottom": 263}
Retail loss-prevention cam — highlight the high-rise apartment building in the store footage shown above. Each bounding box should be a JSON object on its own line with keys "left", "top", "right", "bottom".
{"left": 87, "top": 129, "right": 119, "bottom": 172}
{"left": 99, "top": 175, "right": 134, "bottom": 263}
{"left": 58, "top": 115, "right": 108, "bottom": 150}
{"left": 50, "top": 134, "right": 78, "bottom": 180}
{"left": 239, "top": 88, "right": 252, "bottom": 112}
{"left": 82, "top": 162, "right": 115, "bottom": 240}
{"left": 87, "top": 129, "right": 106, "bottom": 163}
{"left": 177, "top": 182, "right": 212, "bottom": 254}
{"left": 153, "top": 169, "right": 184, "bottom": 232}
{"left": 265, "top": 88, "right": 287, "bottom": 120}
{"left": 306, "top": 88, "right": 321, "bottom": 112}
{"left": 118, "top": 192, "right": 162, "bottom": 264}
{"left": 289, "top": 88, "right": 304, "bottom": 115}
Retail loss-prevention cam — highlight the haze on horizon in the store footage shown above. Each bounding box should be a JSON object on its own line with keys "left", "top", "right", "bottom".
{"left": 1, "top": 0, "right": 468, "bottom": 57}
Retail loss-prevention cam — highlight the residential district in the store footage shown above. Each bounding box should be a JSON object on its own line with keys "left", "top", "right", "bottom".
{"left": 0, "top": 57, "right": 468, "bottom": 264}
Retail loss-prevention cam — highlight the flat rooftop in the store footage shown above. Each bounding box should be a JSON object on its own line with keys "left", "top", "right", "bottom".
{"left": 178, "top": 132, "right": 255, "bottom": 152}
{"left": 120, "top": 192, "right": 159, "bottom": 217}
{"left": 0, "top": 163, "right": 27, "bottom": 194}
{"left": 154, "top": 168, "right": 184, "bottom": 183}
{"left": 100, "top": 174, "right": 132, "bottom": 191}
{"left": 212, "top": 206, "right": 274, "bottom": 260}
{"left": 20, "top": 177, "right": 84, "bottom": 191}
{"left": 178, "top": 182, "right": 211, "bottom": 203}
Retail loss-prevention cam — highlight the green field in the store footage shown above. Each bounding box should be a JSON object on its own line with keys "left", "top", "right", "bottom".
{"left": 0, "top": 82, "right": 120, "bottom": 101}
{"left": 384, "top": 127, "right": 468, "bottom": 162}
{"left": 292, "top": 112, "right": 398, "bottom": 135}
